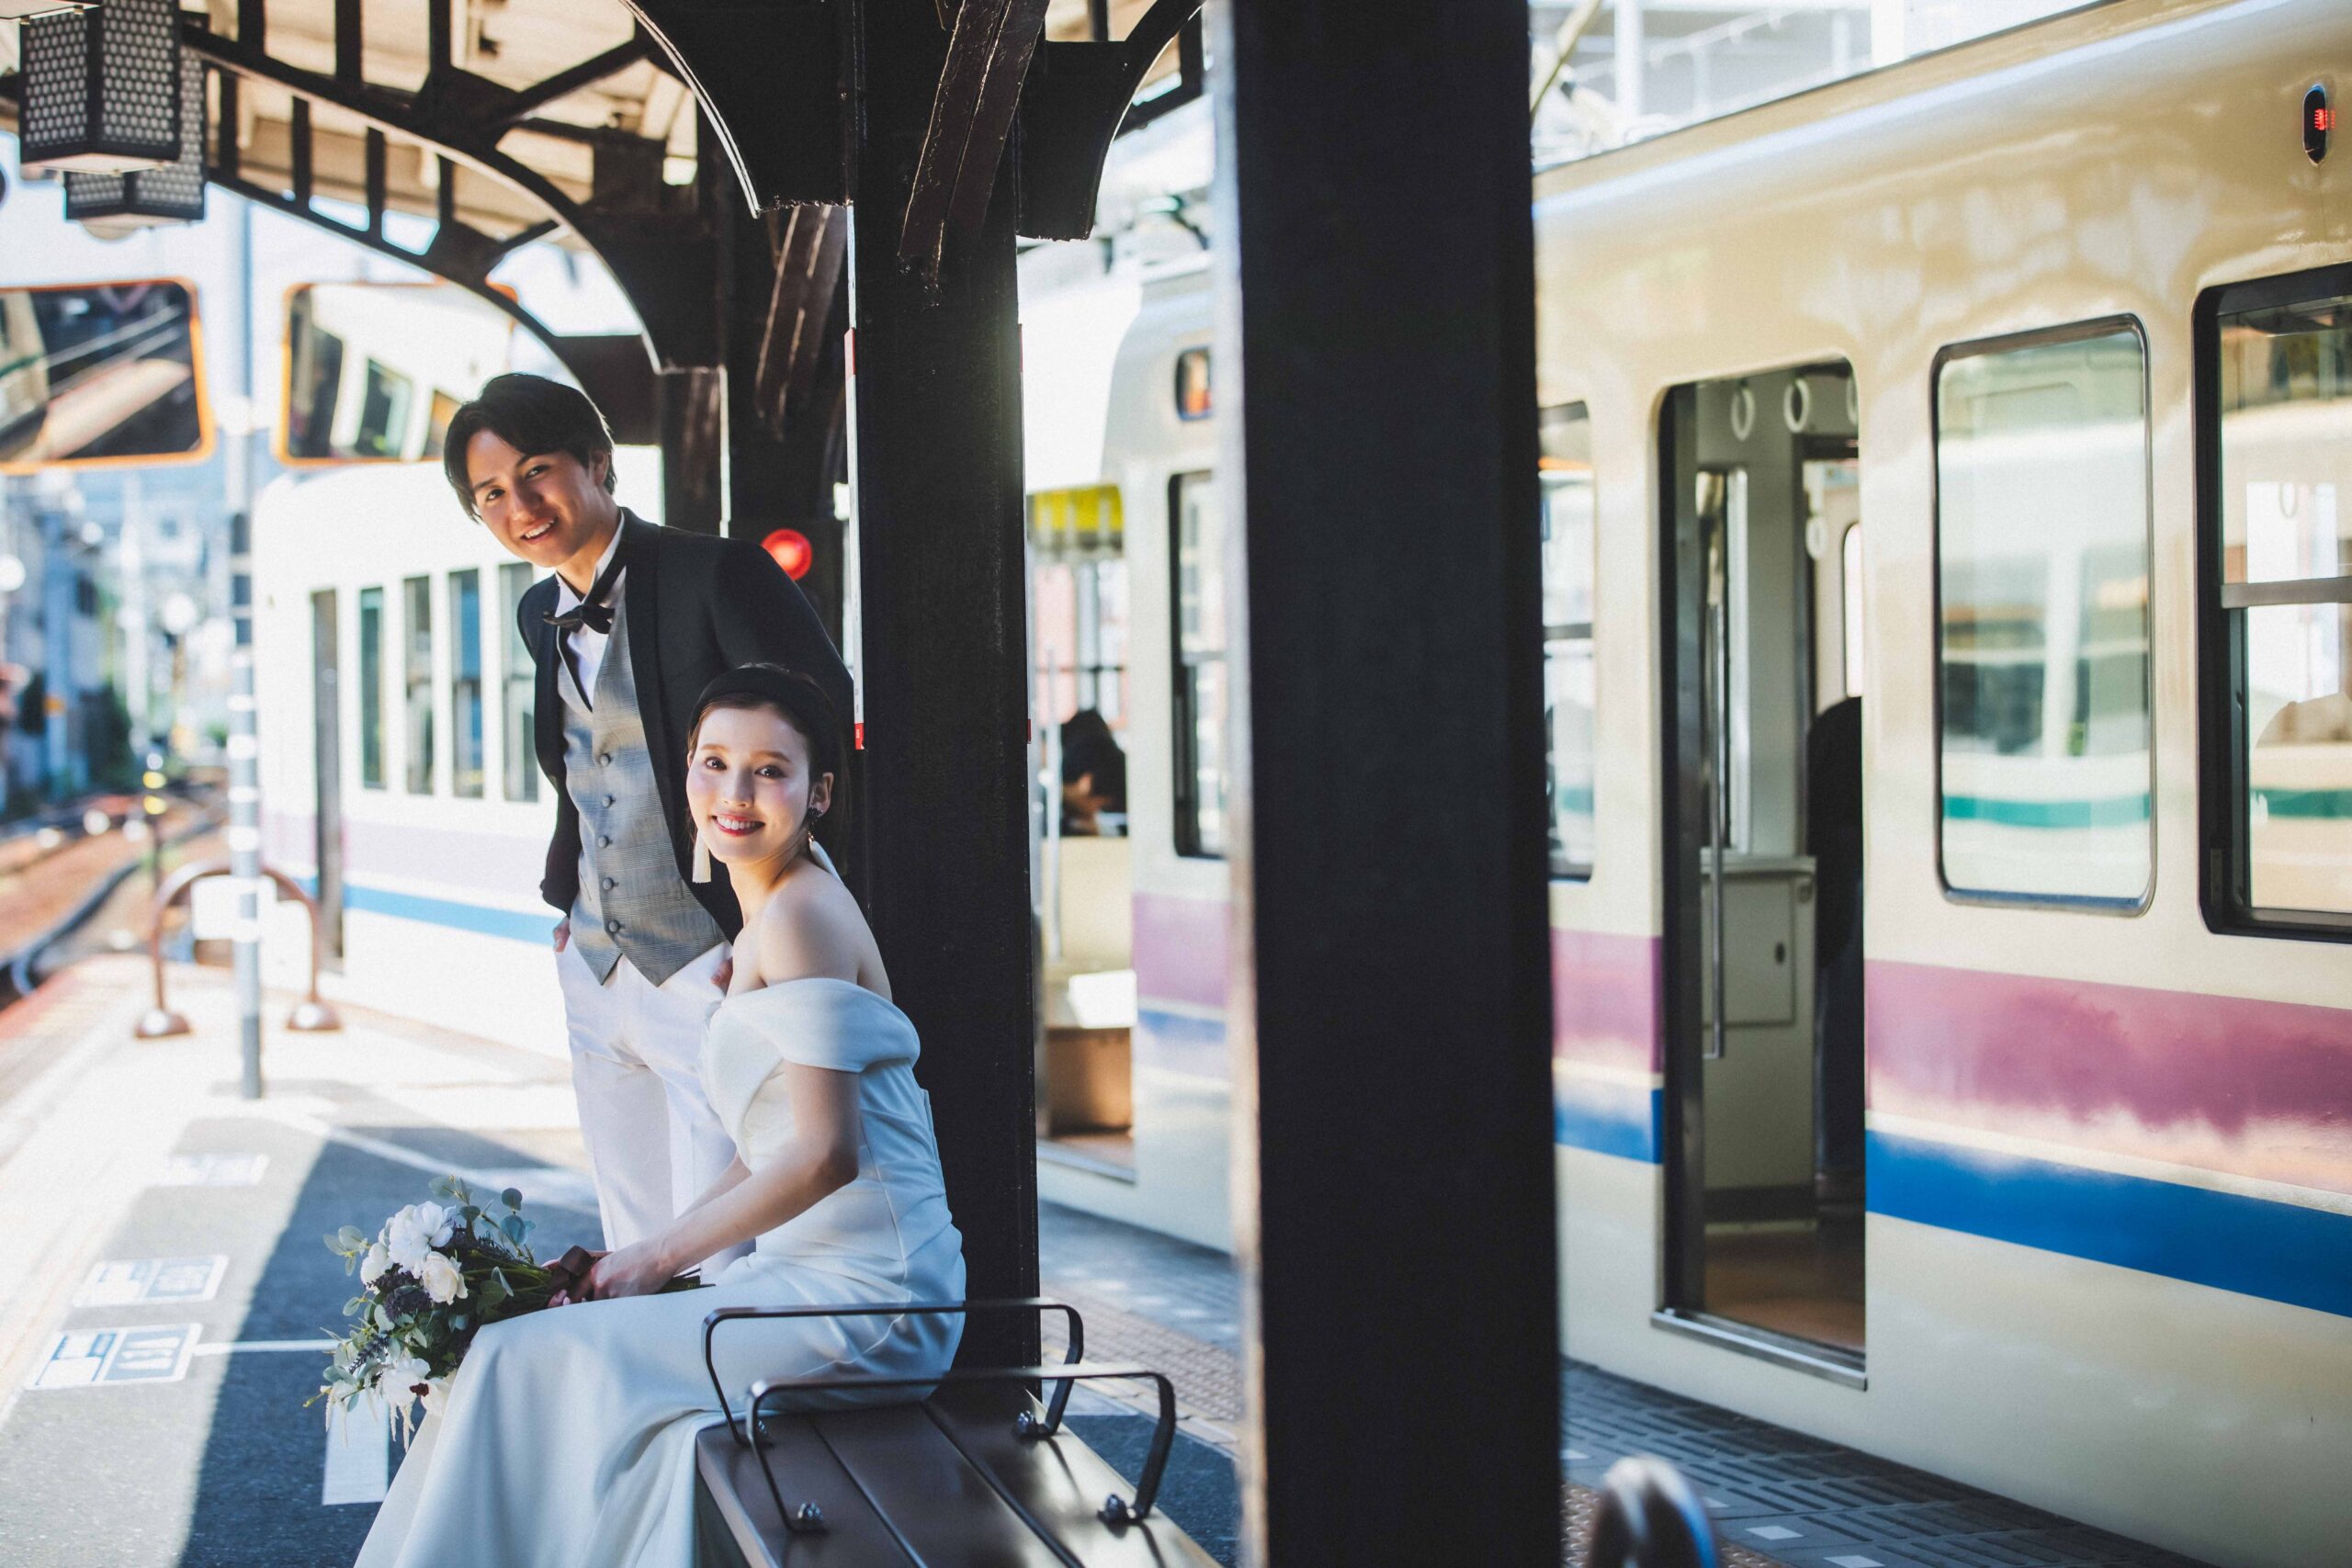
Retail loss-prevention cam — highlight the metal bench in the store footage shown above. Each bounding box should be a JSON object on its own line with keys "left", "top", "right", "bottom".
{"left": 694, "top": 1299, "right": 1220, "bottom": 1567}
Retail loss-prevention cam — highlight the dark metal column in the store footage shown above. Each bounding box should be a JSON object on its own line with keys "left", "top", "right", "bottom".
{"left": 1210, "top": 2, "right": 1558, "bottom": 1562}
{"left": 846, "top": 0, "right": 1038, "bottom": 1368}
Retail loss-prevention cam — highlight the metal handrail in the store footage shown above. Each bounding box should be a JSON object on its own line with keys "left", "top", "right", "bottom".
{"left": 701, "top": 1297, "right": 1087, "bottom": 1447}
{"left": 136, "top": 858, "right": 340, "bottom": 1038}
{"left": 745, "top": 1360, "right": 1180, "bottom": 1534}
{"left": 1586, "top": 1455, "right": 1724, "bottom": 1568}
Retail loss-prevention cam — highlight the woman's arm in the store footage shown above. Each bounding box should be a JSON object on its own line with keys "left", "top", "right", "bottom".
{"left": 585, "top": 1064, "right": 862, "bottom": 1298}
{"left": 676, "top": 1157, "right": 752, "bottom": 1223}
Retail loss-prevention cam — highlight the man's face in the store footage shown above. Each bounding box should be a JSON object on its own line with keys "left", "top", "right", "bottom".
{"left": 466, "top": 429, "right": 616, "bottom": 574}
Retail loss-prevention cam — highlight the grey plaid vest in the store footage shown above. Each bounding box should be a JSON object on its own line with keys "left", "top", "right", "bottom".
{"left": 560, "top": 593, "right": 722, "bottom": 987}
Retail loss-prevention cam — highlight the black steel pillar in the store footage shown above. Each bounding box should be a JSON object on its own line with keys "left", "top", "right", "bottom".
{"left": 845, "top": 0, "right": 1037, "bottom": 1367}
{"left": 655, "top": 367, "right": 725, "bottom": 535}
{"left": 1211, "top": 1, "right": 1559, "bottom": 1562}
{"left": 716, "top": 188, "right": 850, "bottom": 643}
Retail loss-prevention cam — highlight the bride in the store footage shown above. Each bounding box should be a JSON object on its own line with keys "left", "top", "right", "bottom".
{"left": 357, "top": 663, "right": 964, "bottom": 1568}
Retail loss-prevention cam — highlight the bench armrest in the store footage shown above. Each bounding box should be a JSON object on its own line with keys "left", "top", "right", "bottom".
{"left": 702, "top": 1297, "right": 1085, "bottom": 1447}
{"left": 745, "top": 1361, "right": 1179, "bottom": 1532}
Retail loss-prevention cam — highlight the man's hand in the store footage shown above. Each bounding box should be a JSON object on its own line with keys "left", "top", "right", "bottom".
{"left": 553, "top": 917, "right": 571, "bottom": 953}
{"left": 585, "top": 1240, "right": 675, "bottom": 1301}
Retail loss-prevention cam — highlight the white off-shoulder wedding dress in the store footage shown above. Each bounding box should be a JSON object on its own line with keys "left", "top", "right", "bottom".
{"left": 355, "top": 978, "right": 965, "bottom": 1568}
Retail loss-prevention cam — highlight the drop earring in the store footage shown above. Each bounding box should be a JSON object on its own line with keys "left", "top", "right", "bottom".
{"left": 692, "top": 830, "right": 712, "bottom": 884}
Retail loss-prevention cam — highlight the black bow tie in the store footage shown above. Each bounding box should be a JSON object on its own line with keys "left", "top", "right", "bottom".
{"left": 545, "top": 540, "right": 625, "bottom": 637}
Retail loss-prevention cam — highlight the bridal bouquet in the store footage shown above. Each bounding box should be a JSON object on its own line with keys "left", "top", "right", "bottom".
{"left": 313, "top": 1176, "right": 580, "bottom": 1439}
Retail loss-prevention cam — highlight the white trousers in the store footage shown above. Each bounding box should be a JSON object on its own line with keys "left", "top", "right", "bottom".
{"left": 553, "top": 942, "right": 749, "bottom": 1273}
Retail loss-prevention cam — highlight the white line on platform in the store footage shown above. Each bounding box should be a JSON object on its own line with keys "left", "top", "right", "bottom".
{"left": 190, "top": 1338, "right": 334, "bottom": 1356}
{"left": 232, "top": 1104, "right": 600, "bottom": 1213}
{"left": 322, "top": 1397, "right": 390, "bottom": 1506}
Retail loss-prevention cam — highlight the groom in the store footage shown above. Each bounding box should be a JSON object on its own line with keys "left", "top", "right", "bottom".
{"left": 443, "top": 374, "right": 851, "bottom": 1269}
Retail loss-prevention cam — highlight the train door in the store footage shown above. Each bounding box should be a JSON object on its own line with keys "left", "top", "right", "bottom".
{"left": 1027, "top": 485, "right": 1136, "bottom": 1174}
{"left": 311, "top": 589, "right": 345, "bottom": 961}
{"left": 1658, "top": 362, "right": 1865, "bottom": 1376}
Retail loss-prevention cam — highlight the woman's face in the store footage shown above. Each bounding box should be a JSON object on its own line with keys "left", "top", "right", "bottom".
{"left": 686, "top": 704, "right": 831, "bottom": 870}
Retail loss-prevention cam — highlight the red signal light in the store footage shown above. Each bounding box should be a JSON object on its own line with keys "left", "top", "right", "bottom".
{"left": 2307, "top": 85, "right": 2332, "bottom": 164}
{"left": 762, "top": 527, "right": 815, "bottom": 581}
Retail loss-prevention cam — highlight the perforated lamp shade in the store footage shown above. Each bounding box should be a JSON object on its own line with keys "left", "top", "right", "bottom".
{"left": 17, "top": 0, "right": 185, "bottom": 174}
{"left": 64, "top": 44, "right": 207, "bottom": 229}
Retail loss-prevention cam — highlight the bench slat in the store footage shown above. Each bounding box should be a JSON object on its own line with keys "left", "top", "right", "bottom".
{"left": 926, "top": 1385, "right": 1223, "bottom": 1568}
{"left": 813, "top": 1404, "right": 1081, "bottom": 1568}
{"left": 695, "top": 1422, "right": 915, "bottom": 1568}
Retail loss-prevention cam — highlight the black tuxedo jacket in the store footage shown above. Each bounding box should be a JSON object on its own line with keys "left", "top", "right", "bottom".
{"left": 518, "top": 511, "right": 852, "bottom": 939}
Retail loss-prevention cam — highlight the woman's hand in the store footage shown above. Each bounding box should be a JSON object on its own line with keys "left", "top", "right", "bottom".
{"left": 545, "top": 1246, "right": 605, "bottom": 1307}
{"left": 584, "top": 1240, "right": 675, "bottom": 1301}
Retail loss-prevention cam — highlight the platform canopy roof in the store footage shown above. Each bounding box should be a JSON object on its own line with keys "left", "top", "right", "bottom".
{"left": 0, "top": 0, "right": 1200, "bottom": 440}
{"left": 0, "top": 1, "right": 1184, "bottom": 241}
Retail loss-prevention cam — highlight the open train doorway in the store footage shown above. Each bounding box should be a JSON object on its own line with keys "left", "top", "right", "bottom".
{"left": 1658, "top": 361, "right": 1866, "bottom": 1377}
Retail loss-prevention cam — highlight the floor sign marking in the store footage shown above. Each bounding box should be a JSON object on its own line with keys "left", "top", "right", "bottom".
{"left": 26, "top": 1325, "right": 201, "bottom": 1390}
{"left": 75, "top": 1256, "right": 228, "bottom": 1307}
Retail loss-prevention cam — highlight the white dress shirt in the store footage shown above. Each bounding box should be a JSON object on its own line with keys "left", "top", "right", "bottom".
{"left": 552, "top": 523, "right": 627, "bottom": 704}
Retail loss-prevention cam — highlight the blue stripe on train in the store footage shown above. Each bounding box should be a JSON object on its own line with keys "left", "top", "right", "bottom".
{"left": 340, "top": 883, "right": 553, "bottom": 945}
{"left": 1867, "top": 1131, "right": 2352, "bottom": 1319}
{"left": 1554, "top": 1080, "right": 1660, "bottom": 1164}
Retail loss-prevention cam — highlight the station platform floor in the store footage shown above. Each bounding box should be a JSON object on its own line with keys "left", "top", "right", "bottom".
{"left": 0, "top": 956, "right": 2211, "bottom": 1568}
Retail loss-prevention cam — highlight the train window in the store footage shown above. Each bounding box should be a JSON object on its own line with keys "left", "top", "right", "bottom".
{"left": 1541, "top": 403, "right": 1596, "bottom": 878}
{"left": 358, "top": 586, "right": 386, "bottom": 790}
{"left": 1170, "top": 470, "right": 1227, "bottom": 858}
{"left": 2201, "top": 269, "right": 2352, "bottom": 931}
{"left": 500, "top": 563, "right": 539, "bottom": 803}
{"left": 402, "top": 575, "right": 436, "bottom": 795}
{"left": 1933, "top": 321, "right": 2152, "bottom": 907}
{"left": 449, "top": 570, "right": 485, "bottom": 799}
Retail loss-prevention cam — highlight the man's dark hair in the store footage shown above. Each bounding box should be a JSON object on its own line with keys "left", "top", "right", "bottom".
{"left": 441, "top": 373, "right": 616, "bottom": 518}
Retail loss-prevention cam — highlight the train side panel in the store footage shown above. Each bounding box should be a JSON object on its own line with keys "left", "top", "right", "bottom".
{"left": 1537, "top": 5, "right": 2352, "bottom": 1563}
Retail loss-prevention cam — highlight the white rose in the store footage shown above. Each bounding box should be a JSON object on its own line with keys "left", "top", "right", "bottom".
{"left": 384, "top": 1203, "right": 454, "bottom": 1273}
{"left": 417, "top": 1250, "right": 468, "bottom": 1305}
{"left": 358, "top": 1242, "right": 391, "bottom": 1288}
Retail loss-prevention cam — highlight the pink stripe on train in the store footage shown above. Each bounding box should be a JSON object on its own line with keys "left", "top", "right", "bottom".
{"left": 1133, "top": 892, "right": 1227, "bottom": 1011}
{"left": 1869, "top": 960, "right": 2352, "bottom": 1199}
{"left": 1552, "top": 929, "right": 1661, "bottom": 1077}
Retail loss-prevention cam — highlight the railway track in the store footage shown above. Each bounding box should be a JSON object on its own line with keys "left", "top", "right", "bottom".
{"left": 0, "top": 788, "right": 224, "bottom": 1006}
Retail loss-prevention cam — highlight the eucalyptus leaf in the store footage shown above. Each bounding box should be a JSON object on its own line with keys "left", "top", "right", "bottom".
{"left": 501, "top": 1188, "right": 524, "bottom": 1212}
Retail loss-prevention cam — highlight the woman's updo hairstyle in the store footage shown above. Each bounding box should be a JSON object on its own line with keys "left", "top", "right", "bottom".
{"left": 686, "top": 663, "right": 845, "bottom": 781}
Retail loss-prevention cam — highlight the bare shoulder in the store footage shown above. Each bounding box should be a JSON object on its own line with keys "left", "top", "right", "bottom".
{"left": 750, "top": 863, "right": 867, "bottom": 985}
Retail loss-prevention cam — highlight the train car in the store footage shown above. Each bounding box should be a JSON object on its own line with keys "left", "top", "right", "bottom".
{"left": 251, "top": 452, "right": 662, "bottom": 1050}
{"left": 1533, "top": 8, "right": 2351, "bottom": 1564}
{"left": 1023, "top": 256, "right": 1224, "bottom": 1240}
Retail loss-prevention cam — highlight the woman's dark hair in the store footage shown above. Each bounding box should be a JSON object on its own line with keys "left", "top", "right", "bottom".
{"left": 686, "top": 664, "right": 845, "bottom": 782}
{"left": 441, "top": 373, "right": 616, "bottom": 518}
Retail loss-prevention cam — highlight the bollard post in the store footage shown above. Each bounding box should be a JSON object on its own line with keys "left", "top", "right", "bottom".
{"left": 135, "top": 860, "right": 343, "bottom": 1043}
